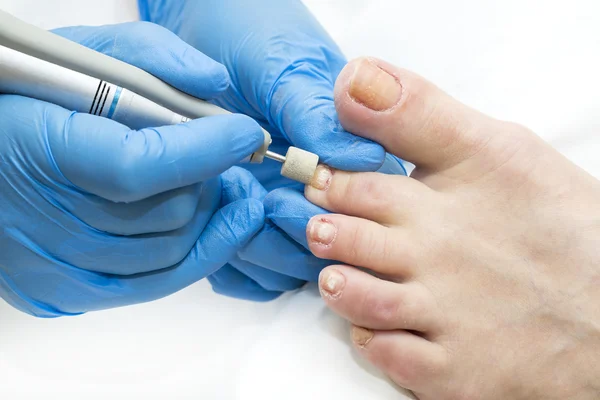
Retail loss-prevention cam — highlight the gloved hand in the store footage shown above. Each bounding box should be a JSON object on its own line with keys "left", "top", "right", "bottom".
{"left": 0, "top": 22, "right": 266, "bottom": 317}
{"left": 208, "top": 171, "right": 331, "bottom": 301}
{"left": 139, "top": 0, "right": 406, "bottom": 189}
{"left": 139, "top": 0, "right": 407, "bottom": 301}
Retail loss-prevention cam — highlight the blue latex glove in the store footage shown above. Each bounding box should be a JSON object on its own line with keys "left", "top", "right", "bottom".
{"left": 211, "top": 156, "right": 409, "bottom": 302}
{"left": 0, "top": 22, "right": 266, "bottom": 317}
{"left": 139, "top": 0, "right": 407, "bottom": 300}
{"left": 138, "top": 0, "right": 406, "bottom": 187}
{"left": 208, "top": 170, "right": 331, "bottom": 301}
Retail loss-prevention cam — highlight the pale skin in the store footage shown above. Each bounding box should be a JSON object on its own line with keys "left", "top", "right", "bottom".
{"left": 304, "top": 57, "right": 600, "bottom": 399}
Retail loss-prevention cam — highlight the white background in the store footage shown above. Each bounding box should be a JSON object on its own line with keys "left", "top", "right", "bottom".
{"left": 0, "top": 0, "right": 599, "bottom": 399}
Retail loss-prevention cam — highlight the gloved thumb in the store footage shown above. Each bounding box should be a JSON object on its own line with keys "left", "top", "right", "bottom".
{"left": 47, "top": 101, "right": 263, "bottom": 203}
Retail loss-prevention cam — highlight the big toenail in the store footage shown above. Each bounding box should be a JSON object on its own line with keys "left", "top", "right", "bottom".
{"left": 320, "top": 269, "right": 345, "bottom": 298}
{"left": 352, "top": 326, "right": 374, "bottom": 348}
{"left": 310, "top": 165, "right": 332, "bottom": 190}
{"left": 349, "top": 59, "right": 402, "bottom": 111}
{"left": 308, "top": 218, "right": 337, "bottom": 246}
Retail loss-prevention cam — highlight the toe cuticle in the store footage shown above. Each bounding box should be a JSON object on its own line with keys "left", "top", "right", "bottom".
{"left": 319, "top": 269, "right": 345, "bottom": 299}
{"left": 352, "top": 326, "right": 374, "bottom": 348}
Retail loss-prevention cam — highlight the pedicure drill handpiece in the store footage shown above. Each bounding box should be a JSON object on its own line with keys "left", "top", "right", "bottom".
{"left": 0, "top": 10, "right": 320, "bottom": 185}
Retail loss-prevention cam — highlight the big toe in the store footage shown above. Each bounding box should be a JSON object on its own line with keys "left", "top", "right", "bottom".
{"left": 334, "top": 57, "right": 516, "bottom": 173}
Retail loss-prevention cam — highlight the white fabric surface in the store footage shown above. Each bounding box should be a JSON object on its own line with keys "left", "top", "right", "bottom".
{"left": 0, "top": 0, "right": 599, "bottom": 398}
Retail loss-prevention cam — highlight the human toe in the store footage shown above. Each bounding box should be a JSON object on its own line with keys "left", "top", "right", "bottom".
{"left": 334, "top": 57, "right": 503, "bottom": 172}
{"left": 319, "top": 266, "right": 441, "bottom": 333}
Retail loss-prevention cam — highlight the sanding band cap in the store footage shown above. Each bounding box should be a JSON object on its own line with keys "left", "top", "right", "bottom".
{"left": 280, "top": 147, "right": 320, "bottom": 184}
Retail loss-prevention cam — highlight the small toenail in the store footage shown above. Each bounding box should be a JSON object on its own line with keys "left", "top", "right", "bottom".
{"left": 310, "top": 165, "right": 332, "bottom": 190}
{"left": 320, "top": 269, "right": 345, "bottom": 298}
{"left": 349, "top": 59, "right": 402, "bottom": 111}
{"left": 308, "top": 218, "right": 337, "bottom": 246}
{"left": 352, "top": 326, "right": 374, "bottom": 348}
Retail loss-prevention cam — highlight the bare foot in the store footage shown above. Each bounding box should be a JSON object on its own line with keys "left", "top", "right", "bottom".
{"left": 304, "top": 57, "right": 600, "bottom": 400}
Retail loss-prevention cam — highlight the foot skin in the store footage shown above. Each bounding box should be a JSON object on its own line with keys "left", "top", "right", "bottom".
{"left": 305, "top": 58, "right": 600, "bottom": 400}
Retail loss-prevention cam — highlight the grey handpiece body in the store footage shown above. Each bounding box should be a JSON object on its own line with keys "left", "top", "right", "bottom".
{"left": 0, "top": 9, "right": 271, "bottom": 162}
{"left": 0, "top": 44, "right": 189, "bottom": 130}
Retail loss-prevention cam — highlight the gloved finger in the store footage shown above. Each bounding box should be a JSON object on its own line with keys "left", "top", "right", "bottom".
{"left": 229, "top": 258, "right": 306, "bottom": 292}
{"left": 0, "top": 177, "right": 215, "bottom": 316}
{"left": 34, "top": 177, "right": 221, "bottom": 276}
{"left": 60, "top": 154, "right": 272, "bottom": 237}
{"left": 269, "top": 72, "right": 387, "bottom": 172}
{"left": 207, "top": 264, "right": 284, "bottom": 302}
{"left": 222, "top": 172, "right": 329, "bottom": 283}
{"left": 237, "top": 220, "right": 329, "bottom": 282}
{"left": 263, "top": 188, "right": 330, "bottom": 250}
{"left": 54, "top": 184, "right": 203, "bottom": 236}
{"left": 52, "top": 22, "right": 230, "bottom": 99}
{"left": 25, "top": 197, "right": 265, "bottom": 315}
{"left": 141, "top": 0, "right": 384, "bottom": 171}
{"left": 42, "top": 100, "right": 264, "bottom": 203}
{"left": 218, "top": 167, "right": 308, "bottom": 293}
{"left": 220, "top": 166, "right": 268, "bottom": 204}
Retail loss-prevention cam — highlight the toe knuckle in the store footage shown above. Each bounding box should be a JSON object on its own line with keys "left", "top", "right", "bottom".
{"left": 380, "top": 231, "right": 400, "bottom": 267}
{"left": 427, "top": 349, "right": 450, "bottom": 378}
{"left": 345, "top": 175, "right": 385, "bottom": 208}
{"left": 360, "top": 290, "right": 400, "bottom": 324}
{"left": 378, "top": 349, "right": 418, "bottom": 385}
{"left": 348, "top": 227, "right": 377, "bottom": 265}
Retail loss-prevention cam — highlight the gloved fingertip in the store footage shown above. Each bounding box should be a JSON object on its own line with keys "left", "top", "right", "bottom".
{"left": 263, "top": 188, "right": 294, "bottom": 218}
{"left": 224, "top": 114, "right": 265, "bottom": 160}
{"left": 263, "top": 188, "right": 327, "bottom": 249}
{"left": 210, "top": 282, "right": 284, "bottom": 302}
{"left": 156, "top": 25, "right": 231, "bottom": 98}
{"left": 229, "top": 259, "right": 307, "bottom": 292}
{"left": 183, "top": 114, "right": 264, "bottom": 173}
{"left": 246, "top": 198, "right": 266, "bottom": 226}
{"left": 190, "top": 198, "right": 264, "bottom": 276}
{"left": 263, "top": 188, "right": 313, "bottom": 218}
{"left": 184, "top": 52, "right": 231, "bottom": 97}
{"left": 207, "top": 266, "right": 284, "bottom": 302}
{"left": 221, "top": 198, "right": 265, "bottom": 246}
{"left": 262, "top": 189, "right": 285, "bottom": 215}
{"left": 221, "top": 167, "right": 269, "bottom": 206}
{"left": 210, "top": 63, "right": 231, "bottom": 94}
{"left": 321, "top": 140, "right": 386, "bottom": 172}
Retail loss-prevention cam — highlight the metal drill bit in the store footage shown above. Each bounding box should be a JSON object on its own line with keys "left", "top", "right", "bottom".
{"left": 265, "top": 150, "right": 287, "bottom": 163}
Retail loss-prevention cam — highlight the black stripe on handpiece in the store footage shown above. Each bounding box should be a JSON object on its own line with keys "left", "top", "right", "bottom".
{"left": 89, "top": 80, "right": 103, "bottom": 114}
{"left": 92, "top": 82, "right": 107, "bottom": 116}
{"left": 98, "top": 86, "right": 111, "bottom": 117}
